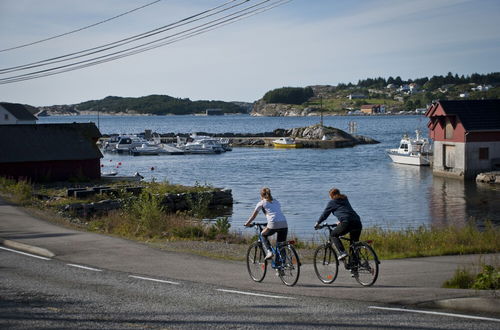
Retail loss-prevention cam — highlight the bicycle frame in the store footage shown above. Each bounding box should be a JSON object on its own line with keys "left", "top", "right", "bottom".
{"left": 252, "top": 223, "right": 290, "bottom": 271}
{"left": 319, "top": 224, "right": 365, "bottom": 270}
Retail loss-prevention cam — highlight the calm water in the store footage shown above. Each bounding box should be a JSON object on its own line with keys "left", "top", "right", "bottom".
{"left": 39, "top": 114, "right": 500, "bottom": 240}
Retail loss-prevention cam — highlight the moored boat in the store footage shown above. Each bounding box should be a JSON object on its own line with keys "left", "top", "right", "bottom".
{"left": 272, "top": 137, "right": 302, "bottom": 148}
{"left": 387, "top": 130, "right": 432, "bottom": 166}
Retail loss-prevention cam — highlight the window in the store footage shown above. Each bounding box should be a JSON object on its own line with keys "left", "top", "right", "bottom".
{"left": 4, "top": 114, "right": 8, "bottom": 120}
{"left": 479, "top": 147, "right": 489, "bottom": 160}
{"left": 445, "top": 118, "right": 453, "bottom": 139}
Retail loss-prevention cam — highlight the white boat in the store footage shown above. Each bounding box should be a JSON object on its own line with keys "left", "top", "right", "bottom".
{"left": 272, "top": 137, "right": 302, "bottom": 148}
{"left": 103, "top": 135, "right": 159, "bottom": 154}
{"left": 183, "top": 138, "right": 225, "bottom": 154}
{"left": 387, "top": 130, "right": 432, "bottom": 166}
{"left": 101, "top": 171, "right": 144, "bottom": 182}
{"left": 131, "top": 144, "right": 164, "bottom": 156}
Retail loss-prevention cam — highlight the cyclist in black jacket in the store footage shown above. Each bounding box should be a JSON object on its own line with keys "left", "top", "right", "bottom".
{"left": 314, "top": 188, "right": 362, "bottom": 260}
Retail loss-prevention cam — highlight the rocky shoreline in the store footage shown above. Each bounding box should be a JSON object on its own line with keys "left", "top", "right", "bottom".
{"left": 127, "top": 124, "right": 379, "bottom": 148}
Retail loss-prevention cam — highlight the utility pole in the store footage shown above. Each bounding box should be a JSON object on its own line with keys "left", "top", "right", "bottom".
{"left": 320, "top": 96, "right": 323, "bottom": 127}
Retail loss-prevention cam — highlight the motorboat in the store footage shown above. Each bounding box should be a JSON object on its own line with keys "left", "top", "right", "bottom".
{"left": 101, "top": 171, "right": 144, "bottom": 182}
{"left": 272, "top": 137, "right": 302, "bottom": 148}
{"left": 183, "top": 138, "right": 225, "bottom": 154}
{"left": 387, "top": 130, "right": 432, "bottom": 166}
{"left": 103, "top": 135, "right": 159, "bottom": 154}
{"left": 130, "top": 144, "right": 164, "bottom": 156}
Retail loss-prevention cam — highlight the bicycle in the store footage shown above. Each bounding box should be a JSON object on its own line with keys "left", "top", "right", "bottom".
{"left": 246, "top": 222, "right": 301, "bottom": 286}
{"left": 313, "top": 223, "right": 380, "bottom": 286}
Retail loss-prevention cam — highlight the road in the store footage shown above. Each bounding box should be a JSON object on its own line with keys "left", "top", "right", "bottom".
{"left": 1, "top": 197, "right": 499, "bottom": 328}
{"left": 1, "top": 247, "right": 499, "bottom": 329}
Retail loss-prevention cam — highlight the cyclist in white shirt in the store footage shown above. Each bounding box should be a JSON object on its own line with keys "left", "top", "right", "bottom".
{"left": 245, "top": 187, "right": 288, "bottom": 260}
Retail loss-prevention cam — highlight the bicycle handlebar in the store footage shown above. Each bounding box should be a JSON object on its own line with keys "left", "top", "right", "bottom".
{"left": 245, "top": 222, "right": 267, "bottom": 228}
{"left": 315, "top": 223, "right": 337, "bottom": 230}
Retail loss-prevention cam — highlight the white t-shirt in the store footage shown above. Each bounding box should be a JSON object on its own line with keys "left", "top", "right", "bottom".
{"left": 254, "top": 199, "right": 288, "bottom": 229}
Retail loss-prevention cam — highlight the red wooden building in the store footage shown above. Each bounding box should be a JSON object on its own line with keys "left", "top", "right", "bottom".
{"left": 0, "top": 123, "right": 102, "bottom": 182}
{"left": 425, "top": 99, "right": 500, "bottom": 179}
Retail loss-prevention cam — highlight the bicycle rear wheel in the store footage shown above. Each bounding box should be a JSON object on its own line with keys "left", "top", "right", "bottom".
{"left": 246, "top": 241, "right": 267, "bottom": 282}
{"left": 353, "top": 242, "right": 379, "bottom": 287}
{"left": 313, "top": 244, "right": 339, "bottom": 284}
{"left": 278, "top": 245, "right": 300, "bottom": 286}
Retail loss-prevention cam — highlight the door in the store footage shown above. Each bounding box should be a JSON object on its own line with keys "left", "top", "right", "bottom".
{"left": 443, "top": 145, "right": 455, "bottom": 169}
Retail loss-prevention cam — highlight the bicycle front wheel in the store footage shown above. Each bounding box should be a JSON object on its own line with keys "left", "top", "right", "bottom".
{"left": 278, "top": 245, "right": 300, "bottom": 286}
{"left": 313, "top": 244, "right": 339, "bottom": 284}
{"left": 353, "top": 242, "right": 379, "bottom": 287}
{"left": 246, "top": 241, "right": 267, "bottom": 282}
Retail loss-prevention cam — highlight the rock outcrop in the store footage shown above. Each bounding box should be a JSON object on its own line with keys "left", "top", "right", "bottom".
{"left": 251, "top": 99, "right": 323, "bottom": 117}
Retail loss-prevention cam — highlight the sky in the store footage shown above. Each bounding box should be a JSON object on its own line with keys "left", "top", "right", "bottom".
{"left": 0, "top": 0, "right": 499, "bottom": 107}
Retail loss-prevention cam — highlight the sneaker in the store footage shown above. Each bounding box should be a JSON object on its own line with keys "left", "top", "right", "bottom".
{"left": 265, "top": 251, "right": 273, "bottom": 260}
{"left": 337, "top": 252, "right": 348, "bottom": 260}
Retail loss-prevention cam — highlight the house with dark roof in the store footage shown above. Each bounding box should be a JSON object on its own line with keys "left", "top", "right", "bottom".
{"left": 0, "top": 123, "right": 102, "bottom": 182}
{"left": 0, "top": 102, "right": 37, "bottom": 124}
{"left": 425, "top": 99, "right": 500, "bottom": 179}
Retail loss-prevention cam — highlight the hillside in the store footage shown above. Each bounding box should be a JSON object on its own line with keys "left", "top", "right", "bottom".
{"left": 251, "top": 72, "right": 500, "bottom": 116}
{"left": 35, "top": 95, "right": 250, "bottom": 116}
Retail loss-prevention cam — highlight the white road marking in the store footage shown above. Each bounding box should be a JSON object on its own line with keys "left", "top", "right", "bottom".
{"left": 128, "top": 275, "right": 180, "bottom": 285}
{"left": 216, "top": 289, "right": 295, "bottom": 300}
{"left": 67, "top": 263, "right": 102, "bottom": 272}
{"left": 0, "top": 246, "right": 51, "bottom": 260}
{"left": 369, "top": 306, "right": 500, "bottom": 322}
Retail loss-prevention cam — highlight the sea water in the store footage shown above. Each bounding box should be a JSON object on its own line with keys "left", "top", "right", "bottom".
{"left": 39, "top": 114, "right": 500, "bottom": 240}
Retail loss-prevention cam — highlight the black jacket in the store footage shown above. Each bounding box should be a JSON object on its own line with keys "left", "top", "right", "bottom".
{"left": 317, "top": 197, "right": 361, "bottom": 227}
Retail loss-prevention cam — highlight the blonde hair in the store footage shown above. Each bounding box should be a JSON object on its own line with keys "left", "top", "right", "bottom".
{"left": 260, "top": 187, "right": 273, "bottom": 201}
{"left": 329, "top": 188, "right": 346, "bottom": 200}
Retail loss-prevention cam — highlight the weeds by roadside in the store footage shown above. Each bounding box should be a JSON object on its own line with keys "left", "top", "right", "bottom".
{"left": 443, "top": 259, "right": 500, "bottom": 290}
{"left": 362, "top": 224, "right": 500, "bottom": 259}
{"left": 1, "top": 178, "right": 499, "bottom": 265}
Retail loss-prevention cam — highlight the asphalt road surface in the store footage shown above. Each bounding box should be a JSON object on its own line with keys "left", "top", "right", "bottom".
{"left": 1, "top": 246, "right": 499, "bottom": 329}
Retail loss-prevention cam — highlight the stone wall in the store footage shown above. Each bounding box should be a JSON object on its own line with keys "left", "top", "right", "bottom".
{"left": 62, "top": 189, "right": 233, "bottom": 219}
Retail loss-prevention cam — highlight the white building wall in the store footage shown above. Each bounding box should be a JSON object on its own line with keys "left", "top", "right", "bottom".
{"left": 432, "top": 141, "right": 466, "bottom": 178}
{"left": 433, "top": 140, "right": 500, "bottom": 179}
{"left": 0, "top": 106, "right": 17, "bottom": 124}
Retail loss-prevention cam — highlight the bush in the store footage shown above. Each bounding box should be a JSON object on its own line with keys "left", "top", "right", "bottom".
{"left": 444, "top": 264, "right": 500, "bottom": 290}
{"left": 472, "top": 265, "right": 500, "bottom": 290}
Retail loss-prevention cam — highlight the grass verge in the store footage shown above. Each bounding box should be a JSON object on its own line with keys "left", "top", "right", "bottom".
{"left": 1, "top": 178, "right": 499, "bottom": 264}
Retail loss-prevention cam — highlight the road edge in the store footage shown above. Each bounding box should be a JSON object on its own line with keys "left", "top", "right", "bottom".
{"left": 0, "top": 238, "right": 56, "bottom": 258}
{"left": 419, "top": 297, "right": 500, "bottom": 316}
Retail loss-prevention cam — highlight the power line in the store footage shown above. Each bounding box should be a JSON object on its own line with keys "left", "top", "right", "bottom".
{"left": 0, "top": 0, "right": 292, "bottom": 84}
{"left": 0, "top": 0, "right": 245, "bottom": 74}
{"left": 0, "top": 0, "right": 163, "bottom": 53}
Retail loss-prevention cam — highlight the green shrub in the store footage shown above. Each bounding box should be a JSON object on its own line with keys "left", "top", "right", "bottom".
{"left": 472, "top": 264, "right": 500, "bottom": 290}
{"left": 186, "top": 192, "right": 212, "bottom": 218}
{"left": 444, "top": 263, "right": 499, "bottom": 290}
{"left": 213, "top": 217, "right": 230, "bottom": 235}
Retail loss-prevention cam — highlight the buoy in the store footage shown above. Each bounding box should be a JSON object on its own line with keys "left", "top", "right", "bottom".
{"left": 151, "top": 167, "right": 155, "bottom": 171}
{"left": 101, "top": 164, "right": 104, "bottom": 167}
{"left": 118, "top": 162, "right": 122, "bottom": 166}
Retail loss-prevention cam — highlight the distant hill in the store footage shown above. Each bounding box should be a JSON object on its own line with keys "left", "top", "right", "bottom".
{"left": 251, "top": 72, "right": 500, "bottom": 116}
{"left": 34, "top": 94, "right": 251, "bottom": 116}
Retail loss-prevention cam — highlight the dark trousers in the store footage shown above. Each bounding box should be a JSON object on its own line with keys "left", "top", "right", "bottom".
{"left": 261, "top": 228, "right": 288, "bottom": 253}
{"left": 331, "top": 221, "right": 361, "bottom": 254}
